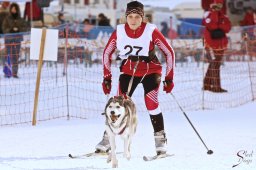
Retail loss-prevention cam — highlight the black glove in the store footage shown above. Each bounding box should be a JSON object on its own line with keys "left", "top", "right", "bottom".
{"left": 210, "top": 29, "right": 225, "bottom": 39}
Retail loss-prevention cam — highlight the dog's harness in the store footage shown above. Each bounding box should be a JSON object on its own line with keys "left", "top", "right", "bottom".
{"left": 126, "top": 52, "right": 158, "bottom": 95}
{"left": 128, "top": 55, "right": 151, "bottom": 62}
{"left": 105, "top": 112, "right": 129, "bottom": 135}
{"left": 127, "top": 59, "right": 139, "bottom": 96}
{"left": 117, "top": 124, "right": 127, "bottom": 135}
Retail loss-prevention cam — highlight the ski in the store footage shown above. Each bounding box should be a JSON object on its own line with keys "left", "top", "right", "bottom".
{"left": 143, "top": 153, "right": 174, "bottom": 161}
{"left": 68, "top": 152, "right": 108, "bottom": 159}
{"left": 68, "top": 151, "right": 123, "bottom": 159}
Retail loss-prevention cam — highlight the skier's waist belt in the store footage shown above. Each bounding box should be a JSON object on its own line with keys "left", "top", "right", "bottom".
{"left": 128, "top": 55, "right": 150, "bottom": 62}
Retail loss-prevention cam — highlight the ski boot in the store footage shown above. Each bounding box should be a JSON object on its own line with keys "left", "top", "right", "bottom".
{"left": 154, "top": 130, "right": 167, "bottom": 155}
{"left": 95, "top": 131, "right": 111, "bottom": 153}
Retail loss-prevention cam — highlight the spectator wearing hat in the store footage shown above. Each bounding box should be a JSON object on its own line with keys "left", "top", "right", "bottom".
{"left": 201, "top": 0, "right": 227, "bottom": 14}
{"left": 202, "top": 0, "right": 231, "bottom": 92}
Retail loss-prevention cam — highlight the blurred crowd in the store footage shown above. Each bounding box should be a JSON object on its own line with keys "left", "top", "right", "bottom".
{"left": 0, "top": 0, "right": 255, "bottom": 80}
{"left": 0, "top": 1, "right": 113, "bottom": 34}
{"left": 0, "top": 1, "right": 114, "bottom": 78}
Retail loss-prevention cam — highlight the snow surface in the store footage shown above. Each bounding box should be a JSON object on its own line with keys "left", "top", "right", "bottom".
{"left": 0, "top": 101, "right": 255, "bottom": 170}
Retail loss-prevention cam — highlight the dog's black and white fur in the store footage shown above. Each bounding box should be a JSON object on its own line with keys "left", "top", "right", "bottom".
{"left": 104, "top": 95, "right": 137, "bottom": 168}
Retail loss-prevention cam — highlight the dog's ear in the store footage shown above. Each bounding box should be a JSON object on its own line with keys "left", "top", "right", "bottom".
{"left": 114, "top": 95, "right": 124, "bottom": 106}
{"left": 105, "top": 97, "right": 114, "bottom": 110}
{"left": 109, "top": 97, "right": 115, "bottom": 104}
{"left": 119, "top": 95, "right": 129, "bottom": 106}
{"left": 119, "top": 95, "right": 125, "bottom": 106}
{"left": 123, "top": 98, "right": 133, "bottom": 110}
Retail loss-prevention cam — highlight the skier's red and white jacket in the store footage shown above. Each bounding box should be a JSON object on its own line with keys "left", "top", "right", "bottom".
{"left": 102, "top": 22, "right": 175, "bottom": 80}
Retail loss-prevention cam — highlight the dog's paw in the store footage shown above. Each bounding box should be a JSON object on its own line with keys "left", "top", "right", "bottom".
{"left": 107, "top": 155, "right": 111, "bottom": 163}
{"left": 123, "top": 152, "right": 131, "bottom": 160}
{"left": 112, "top": 160, "right": 118, "bottom": 168}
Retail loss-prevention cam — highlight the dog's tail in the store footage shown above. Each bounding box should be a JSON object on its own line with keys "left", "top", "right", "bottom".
{"left": 124, "top": 97, "right": 137, "bottom": 135}
{"left": 128, "top": 105, "right": 137, "bottom": 135}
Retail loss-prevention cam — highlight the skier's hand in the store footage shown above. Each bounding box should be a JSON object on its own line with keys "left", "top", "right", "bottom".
{"left": 163, "top": 79, "right": 174, "bottom": 93}
{"left": 11, "top": 27, "right": 19, "bottom": 33}
{"left": 102, "top": 77, "right": 112, "bottom": 95}
{"left": 13, "top": 27, "right": 18, "bottom": 31}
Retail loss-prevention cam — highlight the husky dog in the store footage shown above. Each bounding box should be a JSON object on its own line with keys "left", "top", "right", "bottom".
{"left": 104, "top": 95, "right": 137, "bottom": 168}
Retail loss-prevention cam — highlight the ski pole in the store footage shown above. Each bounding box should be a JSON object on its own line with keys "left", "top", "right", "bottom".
{"left": 170, "top": 93, "right": 213, "bottom": 155}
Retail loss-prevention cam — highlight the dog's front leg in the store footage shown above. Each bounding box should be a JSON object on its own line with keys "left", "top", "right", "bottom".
{"left": 124, "top": 135, "right": 131, "bottom": 160}
{"left": 108, "top": 134, "right": 118, "bottom": 168}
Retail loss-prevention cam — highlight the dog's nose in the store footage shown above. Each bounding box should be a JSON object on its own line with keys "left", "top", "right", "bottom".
{"left": 111, "top": 111, "right": 115, "bottom": 115}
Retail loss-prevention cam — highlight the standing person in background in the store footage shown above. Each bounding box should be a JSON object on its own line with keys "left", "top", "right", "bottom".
{"left": 58, "top": 12, "right": 66, "bottom": 25}
{"left": 160, "top": 21, "right": 169, "bottom": 38}
{"left": 239, "top": 7, "right": 256, "bottom": 61}
{"left": 95, "top": 1, "right": 175, "bottom": 156}
{"left": 24, "top": 0, "right": 44, "bottom": 27}
{"left": 202, "top": 0, "right": 231, "bottom": 93}
{"left": 240, "top": 7, "right": 256, "bottom": 27}
{"left": 98, "top": 13, "right": 111, "bottom": 26}
{"left": 0, "top": 2, "right": 9, "bottom": 34}
{"left": 82, "top": 18, "right": 94, "bottom": 38}
{"left": 240, "top": 7, "right": 256, "bottom": 39}
{"left": 2, "top": 3, "right": 28, "bottom": 78}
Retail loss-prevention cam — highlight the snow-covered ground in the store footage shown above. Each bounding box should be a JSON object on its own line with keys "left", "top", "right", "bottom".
{"left": 1, "top": 54, "right": 255, "bottom": 169}
{"left": 0, "top": 101, "right": 255, "bottom": 170}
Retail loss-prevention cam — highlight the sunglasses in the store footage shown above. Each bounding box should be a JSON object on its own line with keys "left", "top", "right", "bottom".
{"left": 211, "top": 3, "right": 223, "bottom": 10}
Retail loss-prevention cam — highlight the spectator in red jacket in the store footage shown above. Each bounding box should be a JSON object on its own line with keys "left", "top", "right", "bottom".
{"left": 24, "top": 0, "right": 44, "bottom": 27}
{"left": 240, "top": 7, "right": 256, "bottom": 26}
{"left": 202, "top": 0, "right": 231, "bottom": 93}
{"left": 240, "top": 7, "right": 256, "bottom": 39}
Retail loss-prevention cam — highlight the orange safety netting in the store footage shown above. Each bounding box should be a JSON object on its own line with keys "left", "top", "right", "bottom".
{"left": 0, "top": 23, "right": 255, "bottom": 126}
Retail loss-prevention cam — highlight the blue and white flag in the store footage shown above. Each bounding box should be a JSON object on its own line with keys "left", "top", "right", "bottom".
{"left": 3, "top": 55, "right": 12, "bottom": 78}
